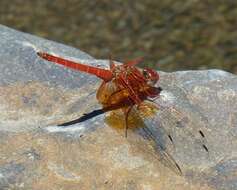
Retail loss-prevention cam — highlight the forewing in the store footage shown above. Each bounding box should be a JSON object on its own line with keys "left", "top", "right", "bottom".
{"left": 135, "top": 84, "right": 210, "bottom": 173}
{"left": 126, "top": 101, "right": 182, "bottom": 175}
{"left": 124, "top": 57, "right": 144, "bottom": 67}
{"left": 139, "top": 124, "right": 183, "bottom": 175}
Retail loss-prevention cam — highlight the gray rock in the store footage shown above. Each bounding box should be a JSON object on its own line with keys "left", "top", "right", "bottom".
{"left": 0, "top": 25, "right": 236, "bottom": 190}
{"left": 0, "top": 163, "right": 25, "bottom": 189}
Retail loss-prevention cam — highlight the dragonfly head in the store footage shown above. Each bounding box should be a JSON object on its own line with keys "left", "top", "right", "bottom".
{"left": 142, "top": 68, "right": 159, "bottom": 85}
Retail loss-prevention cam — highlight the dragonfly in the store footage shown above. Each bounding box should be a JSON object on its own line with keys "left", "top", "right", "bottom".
{"left": 37, "top": 52, "right": 161, "bottom": 135}
{"left": 37, "top": 51, "right": 209, "bottom": 175}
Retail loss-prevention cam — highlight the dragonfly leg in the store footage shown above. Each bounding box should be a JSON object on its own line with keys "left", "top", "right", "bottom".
{"left": 109, "top": 54, "right": 116, "bottom": 70}
{"left": 124, "top": 106, "right": 133, "bottom": 137}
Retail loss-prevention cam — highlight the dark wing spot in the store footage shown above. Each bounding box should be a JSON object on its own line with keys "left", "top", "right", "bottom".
{"left": 199, "top": 130, "right": 205, "bottom": 138}
{"left": 175, "top": 163, "right": 182, "bottom": 175}
{"left": 168, "top": 135, "right": 173, "bottom": 143}
{"left": 202, "top": 144, "right": 209, "bottom": 152}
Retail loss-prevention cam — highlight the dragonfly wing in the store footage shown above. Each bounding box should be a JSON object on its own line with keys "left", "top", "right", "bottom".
{"left": 124, "top": 57, "right": 144, "bottom": 67}
{"left": 140, "top": 125, "right": 182, "bottom": 175}
{"left": 126, "top": 103, "right": 182, "bottom": 174}
{"left": 155, "top": 84, "right": 210, "bottom": 155}
{"left": 140, "top": 84, "right": 211, "bottom": 171}
{"left": 134, "top": 83, "right": 211, "bottom": 173}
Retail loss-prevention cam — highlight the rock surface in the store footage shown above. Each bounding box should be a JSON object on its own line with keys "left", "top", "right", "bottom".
{"left": 0, "top": 25, "right": 237, "bottom": 190}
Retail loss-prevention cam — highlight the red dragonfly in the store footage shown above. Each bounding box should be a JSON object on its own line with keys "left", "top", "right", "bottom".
{"left": 37, "top": 52, "right": 162, "bottom": 135}
{"left": 37, "top": 52, "right": 209, "bottom": 175}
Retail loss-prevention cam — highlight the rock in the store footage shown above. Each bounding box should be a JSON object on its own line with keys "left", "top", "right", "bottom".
{"left": 0, "top": 25, "right": 236, "bottom": 190}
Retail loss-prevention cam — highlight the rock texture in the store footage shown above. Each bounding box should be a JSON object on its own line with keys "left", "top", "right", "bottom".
{"left": 0, "top": 25, "right": 237, "bottom": 190}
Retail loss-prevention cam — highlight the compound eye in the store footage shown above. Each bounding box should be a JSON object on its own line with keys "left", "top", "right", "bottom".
{"left": 143, "top": 69, "right": 150, "bottom": 79}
